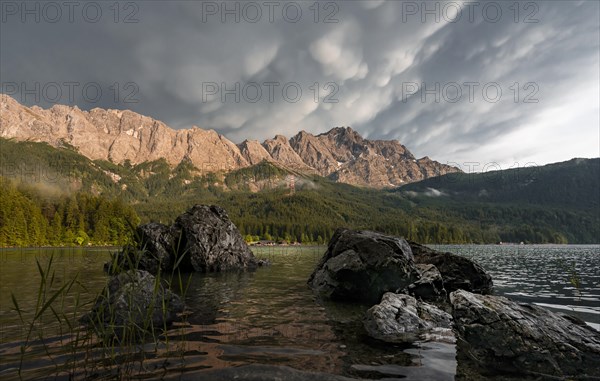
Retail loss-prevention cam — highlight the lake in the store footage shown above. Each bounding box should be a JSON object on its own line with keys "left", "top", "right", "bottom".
{"left": 0, "top": 244, "right": 598, "bottom": 380}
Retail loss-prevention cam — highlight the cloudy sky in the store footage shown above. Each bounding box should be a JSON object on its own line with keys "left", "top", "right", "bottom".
{"left": 1, "top": 0, "right": 598, "bottom": 169}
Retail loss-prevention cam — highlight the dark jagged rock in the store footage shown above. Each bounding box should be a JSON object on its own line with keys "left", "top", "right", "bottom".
{"left": 401, "top": 264, "right": 446, "bottom": 302}
{"left": 409, "top": 242, "right": 493, "bottom": 294}
{"left": 170, "top": 205, "right": 258, "bottom": 272}
{"left": 106, "top": 205, "right": 258, "bottom": 274}
{"left": 105, "top": 223, "right": 175, "bottom": 275}
{"left": 364, "top": 292, "right": 453, "bottom": 344}
{"left": 135, "top": 222, "right": 175, "bottom": 272}
{"left": 80, "top": 270, "right": 184, "bottom": 339}
{"left": 308, "top": 228, "right": 420, "bottom": 303}
{"left": 451, "top": 290, "right": 600, "bottom": 380}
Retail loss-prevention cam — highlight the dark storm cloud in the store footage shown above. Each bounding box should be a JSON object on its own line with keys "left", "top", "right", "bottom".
{"left": 1, "top": 0, "right": 598, "bottom": 168}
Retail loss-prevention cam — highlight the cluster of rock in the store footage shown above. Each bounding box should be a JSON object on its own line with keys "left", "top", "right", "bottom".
{"left": 106, "top": 205, "right": 260, "bottom": 274}
{"left": 83, "top": 205, "right": 262, "bottom": 340}
{"left": 79, "top": 214, "right": 600, "bottom": 378}
{"left": 308, "top": 228, "right": 600, "bottom": 380}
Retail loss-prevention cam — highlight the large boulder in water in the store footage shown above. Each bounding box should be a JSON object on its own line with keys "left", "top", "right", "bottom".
{"left": 170, "top": 205, "right": 257, "bottom": 272}
{"left": 80, "top": 270, "right": 184, "bottom": 340}
{"left": 106, "top": 205, "right": 257, "bottom": 274}
{"left": 364, "top": 292, "right": 453, "bottom": 343}
{"left": 308, "top": 228, "right": 420, "bottom": 303}
{"left": 451, "top": 289, "right": 600, "bottom": 380}
{"left": 409, "top": 242, "right": 493, "bottom": 294}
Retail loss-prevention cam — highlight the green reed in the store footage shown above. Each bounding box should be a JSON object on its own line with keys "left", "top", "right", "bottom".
{"left": 7, "top": 230, "right": 192, "bottom": 380}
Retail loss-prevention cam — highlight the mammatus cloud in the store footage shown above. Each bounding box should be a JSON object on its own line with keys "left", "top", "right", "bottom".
{"left": 1, "top": 1, "right": 598, "bottom": 170}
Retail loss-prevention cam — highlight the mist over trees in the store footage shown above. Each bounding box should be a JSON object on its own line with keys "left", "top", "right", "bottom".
{"left": 0, "top": 177, "right": 139, "bottom": 247}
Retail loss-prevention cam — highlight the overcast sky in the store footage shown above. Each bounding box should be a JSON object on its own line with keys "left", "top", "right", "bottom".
{"left": 1, "top": 0, "right": 598, "bottom": 169}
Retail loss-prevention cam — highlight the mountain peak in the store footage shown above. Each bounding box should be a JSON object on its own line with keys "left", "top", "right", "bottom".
{"left": 0, "top": 95, "right": 460, "bottom": 188}
{"left": 320, "top": 126, "right": 359, "bottom": 137}
{"left": 272, "top": 134, "right": 288, "bottom": 143}
{"left": 238, "top": 139, "right": 272, "bottom": 166}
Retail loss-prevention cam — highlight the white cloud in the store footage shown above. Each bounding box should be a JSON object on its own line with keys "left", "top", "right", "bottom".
{"left": 309, "top": 20, "right": 366, "bottom": 81}
{"left": 243, "top": 43, "right": 279, "bottom": 78}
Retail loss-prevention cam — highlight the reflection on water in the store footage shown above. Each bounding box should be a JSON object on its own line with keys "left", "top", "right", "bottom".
{"left": 0, "top": 244, "right": 598, "bottom": 380}
{"left": 0, "top": 247, "right": 116, "bottom": 343}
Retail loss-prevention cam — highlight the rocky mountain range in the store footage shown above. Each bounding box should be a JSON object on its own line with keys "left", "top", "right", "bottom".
{"left": 0, "top": 94, "right": 459, "bottom": 188}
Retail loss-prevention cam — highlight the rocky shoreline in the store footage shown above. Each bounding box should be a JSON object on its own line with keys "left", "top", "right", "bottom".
{"left": 81, "top": 206, "right": 600, "bottom": 379}
{"left": 308, "top": 228, "right": 600, "bottom": 380}
{"left": 83, "top": 204, "right": 265, "bottom": 340}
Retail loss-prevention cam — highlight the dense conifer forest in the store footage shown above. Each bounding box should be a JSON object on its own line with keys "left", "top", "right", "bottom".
{"left": 0, "top": 177, "right": 139, "bottom": 246}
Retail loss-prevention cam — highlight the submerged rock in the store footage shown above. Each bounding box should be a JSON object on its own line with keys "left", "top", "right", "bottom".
{"left": 308, "top": 228, "right": 420, "bottom": 303}
{"left": 409, "top": 242, "right": 493, "bottom": 294}
{"left": 106, "top": 205, "right": 258, "bottom": 274}
{"left": 170, "top": 205, "right": 257, "bottom": 272}
{"left": 451, "top": 290, "right": 600, "bottom": 380}
{"left": 364, "top": 292, "right": 453, "bottom": 343}
{"left": 257, "top": 259, "right": 271, "bottom": 267}
{"left": 80, "top": 270, "right": 184, "bottom": 340}
{"left": 401, "top": 264, "right": 447, "bottom": 302}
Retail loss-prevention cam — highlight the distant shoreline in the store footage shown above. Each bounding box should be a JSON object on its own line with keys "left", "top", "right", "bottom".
{"left": 2, "top": 243, "right": 599, "bottom": 250}
{"left": 0, "top": 245, "right": 122, "bottom": 250}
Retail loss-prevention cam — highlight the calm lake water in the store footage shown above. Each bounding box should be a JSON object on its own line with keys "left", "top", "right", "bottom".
{"left": 0, "top": 244, "right": 598, "bottom": 380}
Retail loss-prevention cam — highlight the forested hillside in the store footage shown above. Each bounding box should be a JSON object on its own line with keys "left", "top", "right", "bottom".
{"left": 395, "top": 158, "right": 600, "bottom": 243}
{"left": 1, "top": 138, "right": 598, "bottom": 245}
{"left": 0, "top": 177, "right": 139, "bottom": 247}
{"left": 399, "top": 158, "right": 599, "bottom": 211}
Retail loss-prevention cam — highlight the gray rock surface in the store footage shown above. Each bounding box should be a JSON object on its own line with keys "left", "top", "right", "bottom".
{"left": 105, "top": 223, "right": 175, "bottom": 275}
{"left": 451, "top": 290, "right": 600, "bottom": 379}
{"left": 170, "top": 205, "right": 258, "bottom": 272}
{"left": 402, "top": 263, "right": 446, "bottom": 302}
{"left": 80, "top": 270, "right": 184, "bottom": 339}
{"left": 308, "top": 228, "right": 420, "bottom": 303}
{"left": 135, "top": 222, "right": 175, "bottom": 272}
{"left": 364, "top": 292, "right": 453, "bottom": 343}
{"left": 106, "top": 205, "right": 258, "bottom": 274}
{"left": 409, "top": 241, "right": 493, "bottom": 294}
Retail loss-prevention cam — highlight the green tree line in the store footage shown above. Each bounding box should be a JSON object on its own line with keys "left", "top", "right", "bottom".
{"left": 134, "top": 187, "right": 592, "bottom": 245}
{"left": 0, "top": 177, "right": 139, "bottom": 247}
